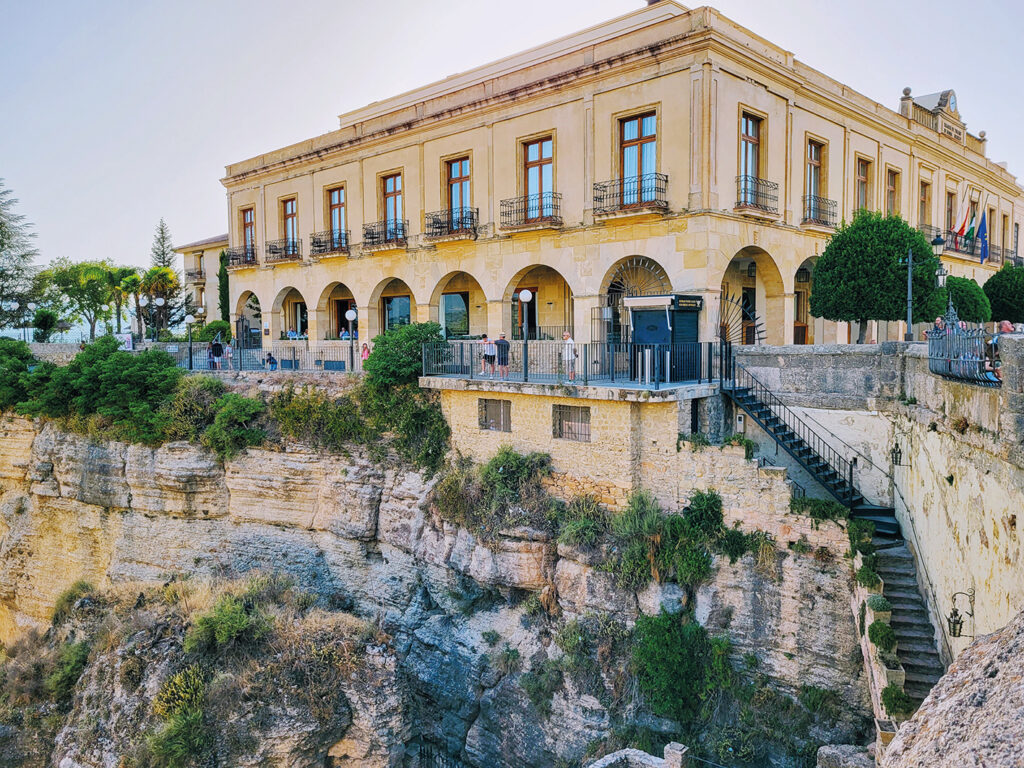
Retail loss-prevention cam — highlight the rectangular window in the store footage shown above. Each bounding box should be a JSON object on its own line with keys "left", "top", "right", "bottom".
{"left": 740, "top": 113, "right": 761, "bottom": 179}
{"left": 552, "top": 404, "right": 591, "bottom": 442}
{"left": 478, "top": 399, "right": 511, "bottom": 432}
{"left": 382, "top": 294, "right": 410, "bottom": 330}
{"left": 885, "top": 169, "right": 899, "bottom": 216}
{"left": 447, "top": 158, "right": 471, "bottom": 226}
{"left": 621, "top": 112, "right": 657, "bottom": 205}
{"left": 383, "top": 173, "right": 403, "bottom": 238}
{"left": 242, "top": 208, "right": 255, "bottom": 252}
{"left": 441, "top": 292, "right": 470, "bottom": 338}
{"left": 282, "top": 198, "right": 297, "bottom": 248}
{"left": 805, "top": 140, "right": 822, "bottom": 198}
{"left": 328, "top": 187, "right": 346, "bottom": 247}
{"left": 1002, "top": 215, "right": 1009, "bottom": 249}
{"left": 855, "top": 159, "right": 871, "bottom": 210}
{"left": 1015, "top": 223, "right": 1020, "bottom": 255}
{"left": 945, "top": 191, "right": 956, "bottom": 231}
{"left": 524, "top": 137, "right": 553, "bottom": 219}
{"left": 919, "top": 181, "right": 931, "bottom": 227}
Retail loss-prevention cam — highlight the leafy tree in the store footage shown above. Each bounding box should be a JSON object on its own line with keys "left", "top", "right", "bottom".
{"left": 141, "top": 266, "right": 180, "bottom": 338}
{"left": 32, "top": 307, "right": 59, "bottom": 342}
{"left": 982, "top": 264, "right": 1024, "bottom": 324}
{"left": 0, "top": 338, "right": 35, "bottom": 409}
{"left": 218, "top": 250, "right": 230, "bottom": 323}
{"left": 45, "top": 259, "right": 113, "bottom": 340}
{"left": 0, "top": 179, "right": 39, "bottom": 329}
{"left": 197, "top": 320, "right": 231, "bottom": 342}
{"left": 363, "top": 322, "right": 444, "bottom": 387}
{"left": 942, "top": 275, "right": 991, "bottom": 324}
{"left": 103, "top": 265, "right": 139, "bottom": 333}
{"left": 120, "top": 273, "right": 145, "bottom": 338}
{"left": 810, "top": 211, "right": 942, "bottom": 343}
{"left": 150, "top": 218, "right": 176, "bottom": 269}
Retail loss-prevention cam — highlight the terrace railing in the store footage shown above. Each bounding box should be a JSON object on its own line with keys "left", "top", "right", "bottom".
{"left": 225, "top": 245, "right": 258, "bottom": 269}
{"left": 422, "top": 340, "right": 717, "bottom": 389}
{"left": 593, "top": 173, "right": 668, "bottom": 214}
{"left": 265, "top": 239, "right": 302, "bottom": 262}
{"left": 801, "top": 195, "right": 837, "bottom": 227}
{"left": 735, "top": 176, "right": 779, "bottom": 214}
{"left": 500, "top": 193, "right": 562, "bottom": 228}
{"left": 425, "top": 207, "right": 478, "bottom": 239}
{"left": 926, "top": 302, "right": 1001, "bottom": 387}
{"left": 310, "top": 229, "right": 350, "bottom": 256}
{"left": 363, "top": 220, "right": 408, "bottom": 249}
{"left": 168, "top": 342, "right": 365, "bottom": 374}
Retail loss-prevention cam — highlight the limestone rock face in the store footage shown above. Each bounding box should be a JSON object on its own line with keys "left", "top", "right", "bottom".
{"left": 882, "top": 607, "right": 1024, "bottom": 768}
{"left": 816, "top": 744, "right": 873, "bottom": 768}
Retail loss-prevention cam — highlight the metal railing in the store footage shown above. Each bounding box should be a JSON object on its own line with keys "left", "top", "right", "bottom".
{"left": 509, "top": 324, "right": 573, "bottom": 341}
{"left": 185, "top": 269, "right": 205, "bottom": 281}
{"left": 425, "top": 208, "right": 478, "bottom": 239}
{"left": 500, "top": 192, "right": 562, "bottom": 228}
{"left": 735, "top": 175, "right": 779, "bottom": 214}
{"left": 363, "top": 220, "right": 408, "bottom": 248}
{"left": 723, "top": 346, "right": 856, "bottom": 501}
{"left": 168, "top": 342, "right": 366, "bottom": 374}
{"left": 265, "top": 238, "right": 302, "bottom": 262}
{"left": 310, "top": 229, "right": 350, "bottom": 256}
{"left": 422, "top": 340, "right": 717, "bottom": 389}
{"left": 225, "top": 245, "right": 258, "bottom": 268}
{"left": 801, "top": 194, "right": 837, "bottom": 227}
{"left": 593, "top": 173, "right": 668, "bottom": 214}
{"left": 926, "top": 301, "right": 1001, "bottom": 387}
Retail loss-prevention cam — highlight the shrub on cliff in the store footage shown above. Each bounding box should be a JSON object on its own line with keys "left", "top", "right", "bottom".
{"left": 363, "top": 322, "right": 444, "bottom": 388}
{"left": 44, "top": 641, "right": 91, "bottom": 707}
{"left": 269, "top": 384, "right": 369, "bottom": 452}
{"left": 632, "top": 610, "right": 717, "bottom": 722}
{"left": 881, "top": 683, "right": 915, "bottom": 717}
{"left": 200, "top": 393, "right": 266, "bottom": 461}
{"left": 162, "top": 376, "right": 227, "bottom": 442}
{"left": 868, "top": 620, "right": 897, "bottom": 652}
{"left": 184, "top": 594, "right": 270, "bottom": 654}
{"left": 0, "top": 338, "right": 34, "bottom": 409}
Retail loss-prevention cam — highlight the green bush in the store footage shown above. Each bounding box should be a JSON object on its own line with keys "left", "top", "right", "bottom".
{"left": 45, "top": 642, "right": 90, "bottom": 706}
{"left": 685, "top": 489, "right": 724, "bottom": 541}
{"left": 847, "top": 518, "right": 875, "bottom": 557}
{"left": 943, "top": 276, "right": 991, "bottom": 324}
{"left": 196, "top": 320, "right": 231, "bottom": 342}
{"left": 798, "top": 685, "right": 841, "bottom": 722}
{"left": 632, "top": 610, "right": 713, "bottom": 722}
{"left": 0, "top": 338, "right": 35, "bottom": 409}
{"left": 881, "top": 684, "right": 915, "bottom": 716}
{"left": 983, "top": 264, "right": 1024, "bottom": 323}
{"left": 270, "top": 385, "right": 368, "bottom": 452}
{"left": 51, "top": 580, "right": 94, "bottom": 625}
{"left": 790, "top": 497, "right": 849, "bottom": 522}
{"left": 480, "top": 446, "right": 551, "bottom": 510}
{"left": 868, "top": 620, "right": 897, "bottom": 652}
{"left": 481, "top": 630, "right": 500, "bottom": 647}
{"left": 148, "top": 706, "right": 209, "bottom": 767}
{"left": 32, "top": 308, "right": 59, "bottom": 343}
{"left": 363, "top": 321, "right": 444, "bottom": 387}
{"left": 184, "top": 595, "right": 270, "bottom": 654}
{"left": 856, "top": 564, "right": 881, "bottom": 589}
{"left": 866, "top": 594, "right": 892, "bottom": 612}
{"left": 519, "top": 658, "right": 564, "bottom": 717}
{"left": 162, "top": 376, "right": 226, "bottom": 442}
{"left": 494, "top": 643, "right": 521, "bottom": 674}
{"left": 153, "top": 665, "right": 206, "bottom": 719}
{"left": 200, "top": 393, "right": 266, "bottom": 461}
{"left": 669, "top": 538, "right": 713, "bottom": 587}
{"left": 556, "top": 495, "right": 607, "bottom": 548}
{"left": 723, "top": 433, "right": 756, "bottom": 460}
{"left": 717, "top": 526, "right": 749, "bottom": 563}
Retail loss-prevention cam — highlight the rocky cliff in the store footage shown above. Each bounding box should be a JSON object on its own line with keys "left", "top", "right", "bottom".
{"left": 0, "top": 415, "right": 871, "bottom": 766}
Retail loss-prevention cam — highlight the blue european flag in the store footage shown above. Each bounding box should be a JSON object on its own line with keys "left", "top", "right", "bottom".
{"left": 978, "top": 209, "right": 989, "bottom": 263}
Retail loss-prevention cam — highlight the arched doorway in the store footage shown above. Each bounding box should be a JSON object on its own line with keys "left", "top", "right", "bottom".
{"left": 316, "top": 282, "right": 358, "bottom": 341}
{"left": 718, "top": 248, "right": 786, "bottom": 344}
{"left": 503, "top": 266, "right": 574, "bottom": 340}
{"left": 794, "top": 258, "right": 815, "bottom": 344}
{"left": 368, "top": 278, "right": 417, "bottom": 339}
{"left": 234, "top": 291, "right": 263, "bottom": 350}
{"left": 430, "top": 271, "right": 487, "bottom": 339}
{"left": 272, "top": 287, "right": 309, "bottom": 340}
{"left": 596, "top": 255, "right": 672, "bottom": 342}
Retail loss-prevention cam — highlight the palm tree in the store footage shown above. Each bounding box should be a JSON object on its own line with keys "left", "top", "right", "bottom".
{"left": 120, "top": 273, "right": 144, "bottom": 339}
{"left": 141, "top": 266, "right": 179, "bottom": 337}
{"left": 104, "top": 265, "right": 138, "bottom": 333}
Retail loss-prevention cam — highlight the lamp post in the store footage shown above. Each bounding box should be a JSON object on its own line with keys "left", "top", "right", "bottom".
{"left": 185, "top": 314, "right": 195, "bottom": 370}
{"left": 153, "top": 297, "right": 165, "bottom": 341}
{"left": 345, "top": 308, "right": 357, "bottom": 370}
{"left": 138, "top": 296, "right": 149, "bottom": 342}
{"left": 519, "top": 289, "right": 532, "bottom": 382}
{"left": 25, "top": 302, "right": 36, "bottom": 343}
{"left": 903, "top": 235, "right": 947, "bottom": 341}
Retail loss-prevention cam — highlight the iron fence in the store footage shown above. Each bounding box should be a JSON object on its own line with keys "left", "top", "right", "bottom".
{"left": 425, "top": 208, "right": 478, "bottom": 239}
{"left": 801, "top": 194, "right": 837, "bottom": 227}
{"left": 926, "top": 302, "right": 1001, "bottom": 387}
{"left": 185, "top": 269, "right": 205, "bottom": 281}
{"left": 265, "top": 238, "right": 302, "bottom": 262}
{"left": 225, "top": 245, "right": 258, "bottom": 268}
{"left": 593, "top": 173, "right": 668, "bottom": 214}
{"left": 500, "top": 193, "right": 562, "bottom": 228}
{"left": 167, "top": 342, "right": 366, "bottom": 374}
{"left": 363, "top": 220, "right": 408, "bottom": 248}
{"left": 509, "top": 324, "right": 573, "bottom": 341}
{"left": 422, "top": 340, "right": 717, "bottom": 389}
{"left": 735, "top": 175, "right": 779, "bottom": 214}
{"left": 310, "top": 229, "right": 350, "bottom": 256}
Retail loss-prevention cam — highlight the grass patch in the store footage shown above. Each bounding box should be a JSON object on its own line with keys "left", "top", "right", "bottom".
{"left": 790, "top": 497, "right": 849, "bottom": 522}
{"left": 51, "top": 580, "right": 94, "bottom": 625}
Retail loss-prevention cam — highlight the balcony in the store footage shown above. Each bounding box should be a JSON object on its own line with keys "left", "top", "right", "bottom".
{"left": 500, "top": 193, "right": 562, "bottom": 230}
{"left": 735, "top": 176, "right": 779, "bottom": 217}
{"left": 363, "top": 220, "right": 408, "bottom": 251}
{"left": 265, "top": 239, "right": 302, "bottom": 263}
{"left": 310, "top": 229, "right": 351, "bottom": 258}
{"left": 801, "top": 195, "right": 837, "bottom": 228}
{"left": 225, "top": 245, "right": 258, "bottom": 269}
{"left": 593, "top": 173, "right": 668, "bottom": 217}
{"left": 184, "top": 268, "right": 205, "bottom": 283}
{"left": 425, "top": 208, "right": 478, "bottom": 241}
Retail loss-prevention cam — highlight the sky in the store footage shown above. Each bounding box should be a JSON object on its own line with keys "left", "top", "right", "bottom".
{"left": 2, "top": 0, "right": 1023, "bottom": 270}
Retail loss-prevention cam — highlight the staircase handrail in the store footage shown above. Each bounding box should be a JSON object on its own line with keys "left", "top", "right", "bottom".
{"left": 730, "top": 358, "right": 857, "bottom": 498}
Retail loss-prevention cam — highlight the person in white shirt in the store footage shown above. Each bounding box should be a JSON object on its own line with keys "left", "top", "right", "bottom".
{"left": 562, "top": 331, "right": 576, "bottom": 381}
{"left": 224, "top": 342, "right": 233, "bottom": 370}
{"left": 480, "top": 335, "right": 497, "bottom": 378}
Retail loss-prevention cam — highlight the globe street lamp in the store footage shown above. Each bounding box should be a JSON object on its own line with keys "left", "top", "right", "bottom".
{"left": 903, "top": 235, "right": 948, "bottom": 342}
{"left": 345, "top": 308, "right": 357, "bottom": 370}
{"left": 519, "top": 289, "right": 533, "bottom": 381}
{"left": 185, "top": 314, "right": 196, "bottom": 370}
{"left": 153, "top": 297, "right": 166, "bottom": 342}
{"left": 138, "top": 296, "right": 149, "bottom": 342}
{"left": 26, "top": 302, "right": 36, "bottom": 342}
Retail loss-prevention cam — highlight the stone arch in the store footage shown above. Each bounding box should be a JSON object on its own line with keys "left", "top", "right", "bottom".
{"left": 367, "top": 277, "right": 417, "bottom": 339}
{"left": 596, "top": 255, "right": 674, "bottom": 342}
{"left": 271, "top": 286, "right": 309, "bottom": 340}
{"left": 315, "top": 281, "right": 358, "bottom": 341}
{"left": 429, "top": 271, "right": 488, "bottom": 338}
{"left": 502, "top": 265, "right": 575, "bottom": 340}
{"left": 234, "top": 290, "right": 263, "bottom": 349}
{"left": 715, "top": 247, "right": 787, "bottom": 344}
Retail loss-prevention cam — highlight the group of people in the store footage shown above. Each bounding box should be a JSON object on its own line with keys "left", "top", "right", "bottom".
{"left": 477, "top": 331, "right": 578, "bottom": 381}
{"left": 263, "top": 342, "right": 370, "bottom": 372}
{"left": 205, "top": 340, "right": 232, "bottom": 370}
{"left": 929, "top": 317, "right": 1016, "bottom": 381}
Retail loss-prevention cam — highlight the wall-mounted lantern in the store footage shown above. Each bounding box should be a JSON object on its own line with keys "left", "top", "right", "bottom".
{"left": 796, "top": 267, "right": 810, "bottom": 283}
{"left": 947, "top": 588, "right": 975, "bottom": 638}
{"left": 890, "top": 441, "right": 910, "bottom": 467}
{"left": 747, "top": 262, "right": 757, "bottom": 278}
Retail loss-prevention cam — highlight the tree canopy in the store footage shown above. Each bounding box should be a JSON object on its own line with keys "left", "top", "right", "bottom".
{"left": 44, "top": 259, "right": 114, "bottom": 340}
{"left": 982, "top": 264, "right": 1024, "bottom": 324}
{"left": 809, "top": 211, "right": 943, "bottom": 342}
{"left": 150, "top": 218, "right": 176, "bottom": 269}
{"left": 942, "top": 275, "right": 991, "bottom": 324}
{"left": 0, "top": 180, "right": 39, "bottom": 329}
{"left": 218, "top": 250, "right": 230, "bottom": 323}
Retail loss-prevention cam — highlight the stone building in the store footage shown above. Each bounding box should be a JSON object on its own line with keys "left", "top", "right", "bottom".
{"left": 219, "top": 0, "right": 1023, "bottom": 348}
{"left": 173, "top": 233, "right": 227, "bottom": 322}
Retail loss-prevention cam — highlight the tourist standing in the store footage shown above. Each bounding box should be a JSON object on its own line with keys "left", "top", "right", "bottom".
{"left": 562, "top": 331, "right": 577, "bottom": 381}
{"left": 495, "top": 332, "right": 511, "bottom": 380}
{"left": 480, "top": 334, "right": 497, "bottom": 378}
{"left": 210, "top": 339, "right": 223, "bottom": 370}
{"left": 224, "top": 341, "right": 233, "bottom": 370}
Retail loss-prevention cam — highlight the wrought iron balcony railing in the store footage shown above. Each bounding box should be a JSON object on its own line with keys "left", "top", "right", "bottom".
{"left": 363, "top": 220, "right": 408, "bottom": 249}
{"left": 310, "top": 229, "right": 351, "bottom": 256}
{"left": 801, "top": 195, "right": 837, "bottom": 227}
{"left": 735, "top": 176, "right": 779, "bottom": 215}
{"left": 265, "top": 239, "right": 302, "bottom": 262}
{"left": 185, "top": 269, "right": 205, "bottom": 281}
{"left": 593, "top": 173, "right": 668, "bottom": 215}
{"left": 225, "top": 245, "right": 258, "bottom": 268}
{"left": 500, "top": 192, "right": 562, "bottom": 228}
{"left": 425, "top": 208, "right": 478, "bottom": 239}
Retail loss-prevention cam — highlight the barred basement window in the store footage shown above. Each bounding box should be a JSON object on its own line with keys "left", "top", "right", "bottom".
{"left": 552, "top": 404, "right": 590, "bottom": 442}
{"left": 478, "top": 399, "right": 511, "bottom": 432}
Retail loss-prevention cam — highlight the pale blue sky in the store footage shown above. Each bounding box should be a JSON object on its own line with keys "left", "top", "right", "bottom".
{"left": 2, "top": 0, "right": 1022, "bottom": 269}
